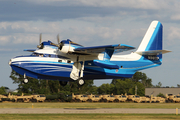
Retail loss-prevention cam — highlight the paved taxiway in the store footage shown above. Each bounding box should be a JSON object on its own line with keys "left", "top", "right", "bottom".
{"left": 0, "top": 108, "right": 178, "bottom": 114}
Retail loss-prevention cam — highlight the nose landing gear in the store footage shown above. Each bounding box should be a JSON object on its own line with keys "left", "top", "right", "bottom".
{"left": 23, "top": 73, "right": 28, "bottom": 83}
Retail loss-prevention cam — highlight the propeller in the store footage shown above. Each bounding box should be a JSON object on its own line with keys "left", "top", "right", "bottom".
{"left": 57, "top": 34, "right": 60, "bottom": 44}
{"left": 50, "top": 34, "right": 82, "bottom": 51}
{"left": 57, "top": 34, "right": 64, "bottom": 50}
{"left": 50, "top": 34, "right": 66, "bottom": 50}
{"left": 69, "top": 41, "right": 80, "bottom": 45}
{"left": 39, "top": 33, "right": 42, "bottom": 44}
{"left": 37, "top": 33, "right": 44, "bottom": 49}
{"left": 50, "top": 34, "right": 61, "bottom": 48}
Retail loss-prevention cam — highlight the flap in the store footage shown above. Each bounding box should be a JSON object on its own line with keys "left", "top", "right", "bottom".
{"left": 74, "top": 44, "right": 135, "bottom": 54}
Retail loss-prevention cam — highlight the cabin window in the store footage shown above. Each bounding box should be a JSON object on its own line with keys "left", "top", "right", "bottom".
{"left": 67, "top": 60, "right": 71, "bottom": 63}
{"left": 58, "top": 60, "right": 62, "bottom": 62}
{"left": 39, "top": 54, "right": 43, "bottom": 57}
{"left": 88, "top": 63, "right": 92, "bottom": 65}
{"left": 49, "top": 55, "right": 51, "bottom": 57}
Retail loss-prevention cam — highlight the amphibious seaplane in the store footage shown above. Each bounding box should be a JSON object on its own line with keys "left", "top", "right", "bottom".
{"left": 9, "top": 21, "right": 171, "bottom": 86}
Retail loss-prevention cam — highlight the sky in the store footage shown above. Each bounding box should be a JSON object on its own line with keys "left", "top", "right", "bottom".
{"left": 0, "top": 0, "right": 179, "bottom": 89}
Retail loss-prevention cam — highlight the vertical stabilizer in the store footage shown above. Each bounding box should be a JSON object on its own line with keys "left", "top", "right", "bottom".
{"left": 136, "top": 21, "right": 163, "bottom": 52}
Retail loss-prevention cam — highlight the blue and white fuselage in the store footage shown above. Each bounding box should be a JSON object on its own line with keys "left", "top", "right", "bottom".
{"left": 9, "top": 21, "right": 171, "bottom": 85}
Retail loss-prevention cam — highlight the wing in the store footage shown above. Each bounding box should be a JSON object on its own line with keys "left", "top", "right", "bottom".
{"left": 73, "top": 44, "right": 135, "bottom": 55}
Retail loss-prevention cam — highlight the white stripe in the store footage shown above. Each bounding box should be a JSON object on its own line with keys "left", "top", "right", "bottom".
{"left": 136, "top": 21, "right": 159, "bottom": 52}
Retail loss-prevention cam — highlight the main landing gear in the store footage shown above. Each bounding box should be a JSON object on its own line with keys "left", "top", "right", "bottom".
{"left": 59, "top": 79, "right": 85, "bottom": 86}
{"left": 70, "top": 56, "right": 85, "bottom": 86}
{"left": 78, "top": 78, "right": 85, "bottom": 86}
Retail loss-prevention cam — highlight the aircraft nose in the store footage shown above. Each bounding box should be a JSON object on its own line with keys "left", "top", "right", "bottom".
{"left": 9, "top": 59, "right": 12, "bottom": 65}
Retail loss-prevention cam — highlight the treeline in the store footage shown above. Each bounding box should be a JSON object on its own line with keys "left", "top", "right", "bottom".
{"left": 9, "top": 70, "right": 154, "bottom": 96}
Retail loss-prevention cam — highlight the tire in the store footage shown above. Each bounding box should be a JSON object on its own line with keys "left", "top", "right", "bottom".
{"left": 59, "top": 81, "right": 68, "bottom": 86}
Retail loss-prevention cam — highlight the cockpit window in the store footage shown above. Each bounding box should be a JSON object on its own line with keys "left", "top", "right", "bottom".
{"left": 31, "top": 52, "right": 44, "bottom": 57}
{"left": 31, "top": 53, "right": 38, "bottom": 56}
{"left": 39, "top": 54, "right": 43, "bottom": 57}
{"left": 31, "top": 53, "right": 67, "bottom": 59}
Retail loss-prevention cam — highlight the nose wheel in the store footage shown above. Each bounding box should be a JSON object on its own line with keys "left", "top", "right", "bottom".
{"left": 23, "top": 73, "right": 28, "bottom": 83}
{"left": 59, "top": 81, "right": 68, "bottom": 86}
{"left": 24, "top": 78, "right": 28, "bottom": 83}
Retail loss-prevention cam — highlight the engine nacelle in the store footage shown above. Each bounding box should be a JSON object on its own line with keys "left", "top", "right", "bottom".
{"left": 59, "top": 39, "right": 83, "bottom": 53}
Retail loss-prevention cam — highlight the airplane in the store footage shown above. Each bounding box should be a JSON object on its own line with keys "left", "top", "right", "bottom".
{"left": 9, "top": 21, "right": 171, "bottom": 86}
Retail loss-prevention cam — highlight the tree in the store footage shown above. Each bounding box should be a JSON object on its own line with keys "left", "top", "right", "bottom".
{"left": 157, "top": 93, "right": 165, "bottom": 97}
{"left": 155, "top": 82, "right": 162, "bottom": 88}
{"left": 112, "top": 78, "right": 134, "bottom": 95}
{"left": 0, "top": 87, "right": 7, "bottom": 94}
{"left": 111, "top": 78, "right": 145, "bottom": 96}
{"left": 9, "top": 69, "right": 58, "bottom": 94}
{"left": 133, "top": 82, "right": 145, "bottom": 96}
{"left": 62, "top": 80, "right": 97, "bottom": 95}
{"left": 9, "top": 69, "right": 151, "bottom": 96}
{"left": 132, "top": 72, "right": 153, "bottom": 87}
{"left": 110, "top": 72, "right": 152, "bottom": 96}
{"left": 97, "top": 83, "right": 114, "bottom": 94}
{"left": 9, "top": 69, "right": 98, "bottom": 95}
{"left": 77, "top": 80, "right": 95, "bottom": 94}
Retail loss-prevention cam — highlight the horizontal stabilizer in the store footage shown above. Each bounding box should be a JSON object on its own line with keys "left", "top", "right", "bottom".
{"left": 24, "top": 49, "right": 36, "bottom": 52}
{"left": 93, "top": 60, "right": 119, "bottom": 69}
{"left": 136, "top": 50, "right": 171, "bottom": 55}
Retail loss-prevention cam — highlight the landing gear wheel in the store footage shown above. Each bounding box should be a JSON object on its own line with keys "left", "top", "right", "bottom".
{"left": 78, "top": 79, "right": 84, "bottom": 86}
{"left": 24, "top": 78, "right": 28, "bottom": 83}
{"left": 59, "top": 81, "right": 68, "bottom": 86}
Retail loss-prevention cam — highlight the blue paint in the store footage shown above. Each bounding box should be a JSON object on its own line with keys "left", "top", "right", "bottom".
{"left": 93, "top": 60, "right": 119, "bottom": 69}
{"left": 9, "top": 21, "right": 168, "bottom": 83}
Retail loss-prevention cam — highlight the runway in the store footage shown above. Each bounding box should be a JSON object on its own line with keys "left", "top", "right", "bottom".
{"left": 0, "top": 108, "right": 178, "bottom": 114}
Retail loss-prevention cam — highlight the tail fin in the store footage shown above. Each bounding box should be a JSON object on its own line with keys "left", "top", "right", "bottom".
{"left": 136, "top": 21, "right": 163, "bottom": 52}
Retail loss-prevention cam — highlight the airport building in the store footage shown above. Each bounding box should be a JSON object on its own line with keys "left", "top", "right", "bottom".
{"left": 145, "top": 88, "right": 180, "bottom": 96}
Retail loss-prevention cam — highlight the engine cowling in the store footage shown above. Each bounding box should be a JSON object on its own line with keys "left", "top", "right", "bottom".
{"left": 59, "top": 39, "right": 83, "bottom": 53}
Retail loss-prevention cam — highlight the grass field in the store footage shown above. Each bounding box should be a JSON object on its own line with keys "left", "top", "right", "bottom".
{"left": 1, "top": 103, "right": 180, "bottom": 120}
{"left": 1, "top": 102, "right": 180, "bottom": 109}
{"left": 0, "top": 114, "right": 180, "bottom": 120}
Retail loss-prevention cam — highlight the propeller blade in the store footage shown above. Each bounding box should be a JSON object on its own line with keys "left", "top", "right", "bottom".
{"left": 57, "top": 34, "right": 60, "bottom": 44}
{"left": 37, "top": 33, "right": 43, "bottom": 49}
{"left": 39, "top": 33, "right": 42, "bottom": 44}
{"left": 50, "top": 34, "right": 60, "bottom": 47}
{"left": 50, "top": 42, "right": 59, "bottom": 47}
{"left": 70, "top": 41, "right": 82, "bottom": 46}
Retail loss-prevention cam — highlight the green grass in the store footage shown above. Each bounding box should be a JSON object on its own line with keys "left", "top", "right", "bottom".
{"left": 1, "top": 102, "right": 180, "bottom": 109}
{"left": 1, "top": 103, "right": 180, "bottom": 119}
{"left": 0, "top": 114, "right": 180, "bottom": 120}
